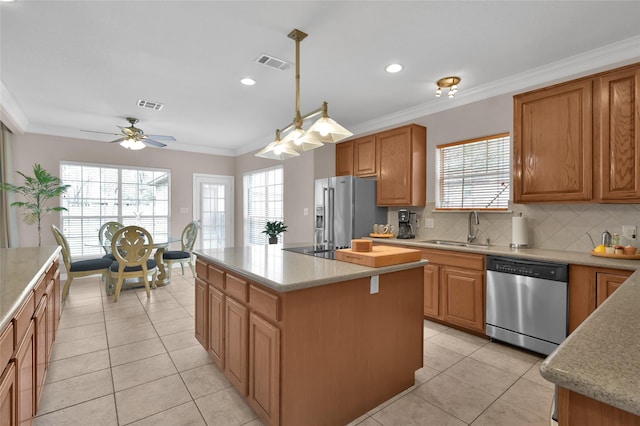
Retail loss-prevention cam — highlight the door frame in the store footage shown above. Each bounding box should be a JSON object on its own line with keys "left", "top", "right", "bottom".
{"left": 193, "top": 173, "right": 234, "bottom": 248}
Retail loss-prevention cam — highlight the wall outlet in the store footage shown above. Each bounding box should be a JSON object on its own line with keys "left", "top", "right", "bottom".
{"left": 622, "top": 225, "right": 637, "bottom": 240}
{"left": 424, "top": 218, "right": 434, "bottom": 229}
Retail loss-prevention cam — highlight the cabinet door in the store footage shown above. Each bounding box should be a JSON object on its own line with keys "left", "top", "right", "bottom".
{"left": 335, "top": 141, "right": 354, "bottom": 176}
{"left": 596, "top": 65, "right": 640, "bottom": 201}
{"left": 377, "top": 125, "right": 426, "bottom": 206}
{"left": 423, "top": 264, "right": 441, "bottom": 319}
{"left": 33, "top": 298, "right": 47, "bottom": 412}
{"left": 441, "top": 267, "right": 485, "bottom": 333}
{"left": 45, "top": 281, "right": 55, "bottom": 361}
{"left": 0, "top": 362, "right": 16, "bottom": 426}
{"left": 16, "top": 321, "right": 34, "bottom": 425}
{"left": 514, "top": 79, "right": 593, "bottom": 202}
{"left": 248, "top": 313, "right": 280, "bottom": 425}
{"left": 596, "top": 272, "right": 629, "bottom": 306}
{"left": 195, "top": 278, "right": 208, "bottom": 348}
{"left": 208, "top": 285, "right": 225, "bottom": 369}
{"left": 353, "top": 136, "right": 377, "bottom": 177}
{"left": 225, "top": 297, "right": 248, "bottom": 396}
{"left": 52, "top": 265, "right": 61, "bottom": 334}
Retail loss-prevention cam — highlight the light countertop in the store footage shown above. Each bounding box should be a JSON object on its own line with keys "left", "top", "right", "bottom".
{"left": 0, "top": 246, "right": 61, "bottom": 332}
{"left": 194, "top": 244, "right": 427, "bottom": 292}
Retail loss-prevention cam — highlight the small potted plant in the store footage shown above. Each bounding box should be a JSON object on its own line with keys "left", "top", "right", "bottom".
{"left": 262, "top": 220, "right": 287, "bottom": 244}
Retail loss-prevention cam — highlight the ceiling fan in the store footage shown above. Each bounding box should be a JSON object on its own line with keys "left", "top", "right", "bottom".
{"left": 81, "top": 117, "right": 176, "bottom": 150}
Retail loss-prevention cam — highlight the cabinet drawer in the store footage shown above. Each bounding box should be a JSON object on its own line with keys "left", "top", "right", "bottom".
{"left": 419, "top": 248, "right": 485, "bottom": 271}
{"left": 249, "top": 285, "right": 279, "bottom": 322}
{"left": 33, "top": 274, "right": 47, "bottom": 307}
{"left": 13, "top": 292, "right": 35, "bottom": 347}
{"left": 226, "top": 274, "right": 248, "bottom": 303}
{"left": 196, "top": 258, "right": 208, "bottom": 280}
{"left": 208, "top": 265, "right": 225, "bottom": 290}
{"left": 0, "top": 323, "right": 14, "bottom": 368}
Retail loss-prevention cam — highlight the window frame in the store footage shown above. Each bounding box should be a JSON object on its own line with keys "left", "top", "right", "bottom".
{"left": 243, "top": 165, "right": 284, "bottom": 246}
{"left": 59, "top": 161, "right": 171, "bottom": 257}
{"left": 435, "top": 132, "right": 511, "bottom": 211}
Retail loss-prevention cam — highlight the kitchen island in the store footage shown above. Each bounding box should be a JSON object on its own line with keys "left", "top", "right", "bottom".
{"left": 194, "top": 244, "right": 427, "bottom": 426}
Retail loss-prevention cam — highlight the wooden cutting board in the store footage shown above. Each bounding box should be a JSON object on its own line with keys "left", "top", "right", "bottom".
{"left": 336, "top": 245, "right": 422, "bottom": 267}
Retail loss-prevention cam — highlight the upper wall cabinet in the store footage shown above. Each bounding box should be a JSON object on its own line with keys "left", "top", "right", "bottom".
{"left": 595, "top": 66, "right": 640, "bottom": 202}
{"left": 514, "top": 79, "right": 593, "bottom": 203}
{"left": 377, "top": 124, "right": 426, "bottom": 206}
{"left": 336, "top": 124, "right": 426, "bottom": 206}
{"left": 335, "top": 135, "right": 377, "bottom": 177}
{"left": 514, "top": 62, "right": 640, "bottom": 204}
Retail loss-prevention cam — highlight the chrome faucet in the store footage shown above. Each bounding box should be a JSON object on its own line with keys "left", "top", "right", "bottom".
{"left": 468, "top": 210, "right": 479, "bottom": 243}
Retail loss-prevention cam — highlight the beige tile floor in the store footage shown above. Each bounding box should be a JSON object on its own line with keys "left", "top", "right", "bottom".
{"left": 36, "top": 273, "right": 555, "bottom": 426}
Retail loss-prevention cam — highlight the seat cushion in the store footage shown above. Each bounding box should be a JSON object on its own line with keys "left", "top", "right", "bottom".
{"left": 163, "top": 250, "right": 191, "bottom": 260}
{"left": 103, "top": 253, "right": 116, "bottom": 261}
{"left": 70, "top": 258, "right": 114, "bottom": 272}
{"left": 110, "top": 259, "right": 158, "bottom": 273}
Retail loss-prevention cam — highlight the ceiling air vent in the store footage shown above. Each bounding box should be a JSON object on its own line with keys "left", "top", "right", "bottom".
{"left": 255, "top": 53, "right": 290, "bottom": 71}
{"left": 137, "top": 99, "right": 164, "bottom": 111}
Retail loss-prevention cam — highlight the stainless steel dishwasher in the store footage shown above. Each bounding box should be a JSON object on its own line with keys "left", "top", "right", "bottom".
{"left": 486, "top": 256, "right": 569, "bottom": 356}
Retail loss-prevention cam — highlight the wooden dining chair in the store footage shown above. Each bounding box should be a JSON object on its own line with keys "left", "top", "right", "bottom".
{"left": 163, "top": 221, "right": 199, "bottom": 278}
{"left": 98, "top": 221, "right": 124, "bottom": 260}
{"left": 51, "top": 224, "right": 114, "bottom": 301}
{"left": 110, "top": 225, "right": 157, "bottom": 302}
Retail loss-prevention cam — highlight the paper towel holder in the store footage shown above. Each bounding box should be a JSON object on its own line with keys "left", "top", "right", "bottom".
{"left": 510, "top": 213, "right": 529, "bottom": 249}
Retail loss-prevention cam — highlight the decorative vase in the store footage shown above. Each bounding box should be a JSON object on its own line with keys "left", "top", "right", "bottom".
{"left": 268, "top": 237, "right": 278, "bottom": 244}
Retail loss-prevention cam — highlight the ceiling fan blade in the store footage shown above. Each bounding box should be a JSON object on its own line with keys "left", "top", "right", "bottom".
{"left": 110, "top": 137, "right": 128, "bottom": 143}
{"left": 143, "top": 138, "right": 167, "bottom": 148}
{"left": 80, "top": 129, "right": 122, "bottom": 136}
{"left": 146, "top": 134, "right": 176, "bottom": 142}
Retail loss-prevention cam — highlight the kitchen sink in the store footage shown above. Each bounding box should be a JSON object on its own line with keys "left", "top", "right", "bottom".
{"left": 420, "top": 239, "right": 490, "bottom": 248}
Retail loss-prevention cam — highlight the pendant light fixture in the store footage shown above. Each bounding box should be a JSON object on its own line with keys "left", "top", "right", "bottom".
{"left": 256, "top": 29, "right": 353, "bottom": 160}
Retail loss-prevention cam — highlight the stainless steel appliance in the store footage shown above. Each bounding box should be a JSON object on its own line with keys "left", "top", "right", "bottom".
{"left": 486, "top": 255, "right": 568, "bottom": 356}
{"left": 397, "top": 209, "right": 415, "bottom": 239}
{"left": 314, "top": 176, "right": 387, "bottom": 249}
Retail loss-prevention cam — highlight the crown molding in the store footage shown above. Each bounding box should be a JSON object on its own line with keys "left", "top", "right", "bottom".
{"left": 0, "top": 80, "right": 28, "bottom": 135}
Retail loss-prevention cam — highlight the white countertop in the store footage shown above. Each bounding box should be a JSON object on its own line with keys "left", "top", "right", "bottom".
{"left": 194, "top": 244, "right": 427, "bottom": 292}
{"left": 0, "top": 246, "right": 61, "bottom": 331}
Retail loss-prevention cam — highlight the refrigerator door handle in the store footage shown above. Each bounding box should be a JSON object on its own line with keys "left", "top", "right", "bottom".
{"left": 328, "top": 187, "right": 335, "bottom": 248}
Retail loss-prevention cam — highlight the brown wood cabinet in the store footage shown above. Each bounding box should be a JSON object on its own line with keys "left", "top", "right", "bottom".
{"left": 335, "top": 124, "right": 426, "bottom": 206}
{"left": 377, "top": 124, "right": 426, "bottom": 206}
{"left": 208, "top": 286, "right": 225, "bottom": 368}
{"left": 417, "top": 247, "right": 485, "bottom": 334}
{"left": 0, "top": 362, "right": 16, "bottom": 426}
{"left": 568, "top": 264, "right": 632, "bottom": 332}
{"left": 514, "top": 62, "right": 640, "bottom": 204}
{"left": 595, "top": 66, "right": 640, "bottom": 202}
{"left": 194, "top": 277, "right": 208, "bottom": 348}
{"left": 335, "top": 135, "right": 377, "bottom": 178}
{"left": 558, "top": 386, "right": 640, "bottom": 426}
{"left": 195, "top": 256, "right": 423, "bottom": 426}
{"left": 15, "top": 320, "right": 34, "bottom": 426}
{"left": 514, "top": 79, "right": 593, "bottom": 202}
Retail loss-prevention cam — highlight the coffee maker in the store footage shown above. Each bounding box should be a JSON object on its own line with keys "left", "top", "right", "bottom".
{"left": 397, "top": 209, "right": 415, "bottom": 239}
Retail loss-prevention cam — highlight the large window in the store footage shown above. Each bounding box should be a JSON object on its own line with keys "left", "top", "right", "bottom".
{"left": 244, "top": 166, "right": 283, "bottom": 245}
{"left": 436, "top": 133, "right": 510, "bottom": 210}
{"left": 60, "top": 162, "right": 170, "bottom": 256}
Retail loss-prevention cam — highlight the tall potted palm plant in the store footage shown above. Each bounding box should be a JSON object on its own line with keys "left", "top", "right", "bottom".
{"left": 0, "top": 163, "right": 70, "bottom": 246}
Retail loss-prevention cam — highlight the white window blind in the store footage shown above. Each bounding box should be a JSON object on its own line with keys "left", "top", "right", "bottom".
{"left": 60, "top": 162, "right": 170, "bottom": 256}
{"left": 243, "top": 166, "right": 283, "bottom": 245}
{"left": 436, "top": 133, "right": 510, "bottom": 210}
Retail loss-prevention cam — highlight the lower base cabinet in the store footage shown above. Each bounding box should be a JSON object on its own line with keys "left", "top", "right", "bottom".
{"left": 569, "top": 265, "right": 633, "bottom": 332}
{"left": 16, "top": 321, "right": 34, "bottom": 426}
{"left": 224, "top": 297, "right": 248, "bottom": 396}
{"left": 207, "top": 286, "right": 224, "bottom": 368}
{"left": 558, "top": 387, "right": 640, "bottom": 425}
{"left": 0, "top": 363, "right": 16, "bottom": 426}
{"left": 248, "top": 312, "right": 280, "bottom": 425}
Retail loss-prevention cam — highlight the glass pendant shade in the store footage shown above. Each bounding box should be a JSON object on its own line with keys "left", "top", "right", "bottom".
{"left": 283, "top": 127, "right": 323, "bottom": 151}
{"left": 255, "top": 137, "right": 300, "bottom": 160}
{"left": 302, "top": 115, "right": 353, "bottom": 144}
{"left": 120, "top": 138, "right": 146, "bottom": 150}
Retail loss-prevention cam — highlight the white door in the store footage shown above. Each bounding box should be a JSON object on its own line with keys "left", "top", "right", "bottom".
{"left": 193, "top": 174, "right": 234, "bottom": 249}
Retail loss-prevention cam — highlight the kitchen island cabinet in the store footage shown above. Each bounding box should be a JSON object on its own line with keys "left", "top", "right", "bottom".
{"left": 194, "top": 245, "right": 426, "bottom": 426}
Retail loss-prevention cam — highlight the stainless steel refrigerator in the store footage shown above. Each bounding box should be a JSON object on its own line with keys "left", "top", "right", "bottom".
{"left": 314, "top": 176, "right": 387, "bottom": 249}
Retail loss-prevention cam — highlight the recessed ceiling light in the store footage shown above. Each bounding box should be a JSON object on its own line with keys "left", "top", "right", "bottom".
{"left": 1, "top": 0, "right": 17, "bottom": 3}
{"left": 240, "top": 77, "right": 256, "bottom": 86}
{"left": 385, "top": 64, "right": 403, "bottom": 73}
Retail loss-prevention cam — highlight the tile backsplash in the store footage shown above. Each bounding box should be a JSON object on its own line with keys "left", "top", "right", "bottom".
{"left": 390, "top": 202, "right": 640, "bottom": 252}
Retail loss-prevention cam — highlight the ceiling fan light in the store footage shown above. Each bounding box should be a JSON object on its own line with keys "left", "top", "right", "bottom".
{"left": 435, "top": 87, "right": 442, "bottom": 97}
{"left": 129, "top": 140, "right": 146, "bottom": 150}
